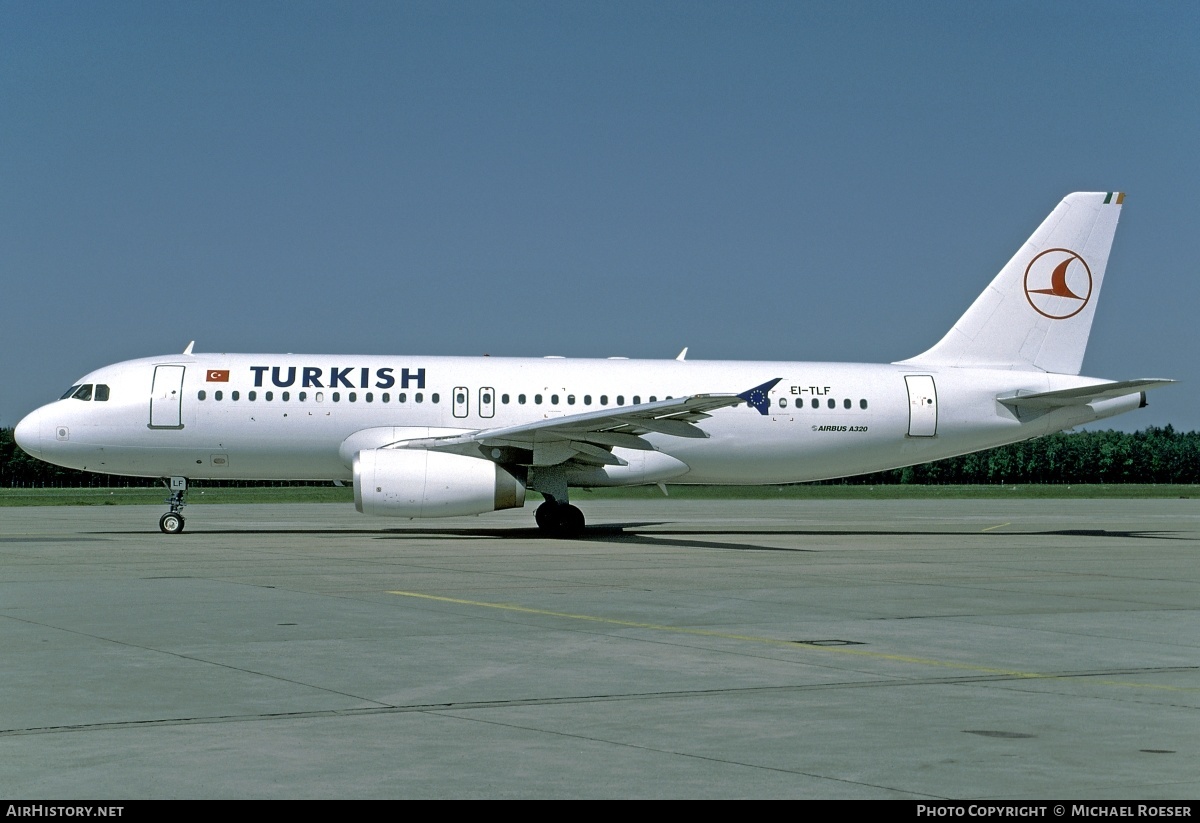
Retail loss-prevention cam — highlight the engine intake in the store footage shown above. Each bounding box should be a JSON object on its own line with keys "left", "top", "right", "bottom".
{"left": 354, "top": 448, "right": 525, "bottom": 518}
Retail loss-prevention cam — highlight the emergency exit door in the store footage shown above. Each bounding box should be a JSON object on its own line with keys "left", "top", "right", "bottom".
{"left": 478, "top": 387, "right": 495, "bottom": 419}
{"left": 452, "top": 386, "right": 469, "bottom": 418}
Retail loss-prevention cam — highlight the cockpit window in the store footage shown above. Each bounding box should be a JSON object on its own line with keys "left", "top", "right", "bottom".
{"left": 71, "top": 384, "right": 94, "bottom": 401}
{"left": 61, "top": 385, "right": 82, "bottom": 400}
{"left": 94, "top": 384, "right": 110, "bottom": 401}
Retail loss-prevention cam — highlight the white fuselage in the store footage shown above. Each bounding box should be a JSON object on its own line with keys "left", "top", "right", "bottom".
{"left": 15, "top": 353, "right": 1139, "bottom": 485}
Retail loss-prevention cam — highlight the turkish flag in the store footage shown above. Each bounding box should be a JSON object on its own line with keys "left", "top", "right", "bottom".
{"left": 206, "top": 369, "right": 230, "bottom": 382}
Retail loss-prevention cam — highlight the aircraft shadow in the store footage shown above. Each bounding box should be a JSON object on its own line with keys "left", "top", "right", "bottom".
{"left": 94, "top": 524, "right": 1189, "bottom": 553}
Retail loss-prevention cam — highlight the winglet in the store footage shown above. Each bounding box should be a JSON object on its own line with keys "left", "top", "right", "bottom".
{"left": 183, "top": 341, "right": 195, "bottom": 355}
{"left": 738, "top": 378, "right": 781, "bottom": 415}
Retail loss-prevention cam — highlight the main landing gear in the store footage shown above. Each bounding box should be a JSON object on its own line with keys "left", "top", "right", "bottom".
{"left": 534, "top": 500, "right": 586, "bottom": 538}
{"left": 528, "top": 468, "right": 586, "bottom": 538}
{"left": 159, "top": 476, "right": 188, "bottom": 534}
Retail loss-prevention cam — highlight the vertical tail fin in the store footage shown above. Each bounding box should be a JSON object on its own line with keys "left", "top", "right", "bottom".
{"left": 897, "top": 192, "right": 1124, "bottom": 375}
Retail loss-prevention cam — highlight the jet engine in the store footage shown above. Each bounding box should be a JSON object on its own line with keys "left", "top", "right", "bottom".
{"left": 353, "top": 448, "right": 525, "bottom": 518}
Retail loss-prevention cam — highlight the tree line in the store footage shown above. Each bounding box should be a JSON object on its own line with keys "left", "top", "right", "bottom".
{"left": 837, "top": 425, "right": 1200, "bottom": 485}
{"left": 2, "top": 425, "right": 1198, "bottom": 488}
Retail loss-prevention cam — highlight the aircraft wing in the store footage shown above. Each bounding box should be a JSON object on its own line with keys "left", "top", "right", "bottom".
{"left": 998, "top": 379, "right": 1175, "bottom": 410}
{"left": 390, "top": 378, "right": 781, "bottom": 467}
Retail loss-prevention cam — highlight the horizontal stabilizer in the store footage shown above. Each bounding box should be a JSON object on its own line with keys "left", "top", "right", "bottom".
{"left": 998, "top": 379, "right": 1174, "bottom": 410}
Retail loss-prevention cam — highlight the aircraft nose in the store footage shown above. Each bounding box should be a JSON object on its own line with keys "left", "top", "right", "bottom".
{"left": 14, "top": 408, "right": 44, "bottom": 458}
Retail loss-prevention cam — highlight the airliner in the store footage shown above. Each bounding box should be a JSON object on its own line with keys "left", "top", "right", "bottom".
{"left": 14, "top": 192, "right": 1172, "bottom": 535}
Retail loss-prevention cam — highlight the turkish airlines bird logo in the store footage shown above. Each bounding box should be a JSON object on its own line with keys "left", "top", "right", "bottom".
{"left": 1023, "top": 248, "right": 1092, "bottom": 319}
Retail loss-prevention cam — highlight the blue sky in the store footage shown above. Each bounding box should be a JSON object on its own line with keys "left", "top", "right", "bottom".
{"left": 3, "top": 1, "right": 1197, "bottom": 430}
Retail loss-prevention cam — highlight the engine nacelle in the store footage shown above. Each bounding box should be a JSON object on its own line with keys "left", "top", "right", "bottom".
{"left": 354, "top": 448, "right": 525, "bottom": 518}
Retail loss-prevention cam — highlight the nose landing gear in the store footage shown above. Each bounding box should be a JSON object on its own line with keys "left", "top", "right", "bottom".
{"left": 159, "top": 476, "right": 188, "bottom": 534}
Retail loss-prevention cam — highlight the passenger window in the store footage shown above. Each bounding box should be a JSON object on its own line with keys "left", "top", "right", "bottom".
{"left": 333, "top": 392, "right": 340, "bottom": 402}
{"left": 567, "top": 394, "right": 575, "bottom": 405}
{"left": 215, "top": 390, "right": 223, "bottom": 401}
{"left": 316, "top": 392, "right": 324, "bottom": 402}
{"left": 347, "top": 392, "right": 355, "bottom": 402}
{"left": 535, "top": 394, "right": 543, "bottom": 404}
{"left": 249, "top": 391, "right": 257, "bottom": 401}
{"left": 231, "top": 391, "right": 240, "bottom": 401}
{"left": 617, "top": 395, "right": 624, "bottom": 405}
{"left": 432, "top": 393, "right": 439, "bottom": 403}
{"left": 584, "top": 395, "right": 592, "bottom": 405}
{"left": 633, "top": 395, "right": 641, "bottom": 404}
{"left": 415, "top": 393, "right": 424, "bottom": 403}
{"left": 282, "top": 392, "right": 290, "bottom": 402}
{"left": 266, "top": 391, "right": 274, "bottom": 401}
{"left": 501, "top": 394, "right": 509, "bottom": 404}
{"left": 649, "top": 396, "right": 657, "bottom": 402}
{"left": 811, "top": 398, "right": 819, "bottom": 409}
{"left": 456, "top": 391, "right": 466, "bottom": 404}
{"left": 94, "top": 385, "right": 110, "bottom": 401}
{"left": 827, "top": 398, "right": 835, "bottom": 409}
{"left": 518, "top": 394, "right": 526, "bottom": 404}
{"left": 481, "top": 391, "right": 491, "bottom": 404}
{"left": 600, "top": 395, "right": 608, "bottom": 405}
{"left": 844, "top": 398, "right": 851, "bottom": 409}
{"left": 299, "top": 391, "right": 307, "bottom": 402}
{"left": 366, "top": 392, "right": 373, "bottom": 403}
{"left": 398, "top": 393, "right": 406, "bottom": 403}
{"left": 381, "top": 393, "right": 389, "bottom": 403}
{"left": 198, "top": 390, "right": 206, "bottom": 401}
{"left": 860, "top": 399, "right": 868, "bottom": 409}
{"left": 551, "top": 394, "right": 559, "bottom": 405}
